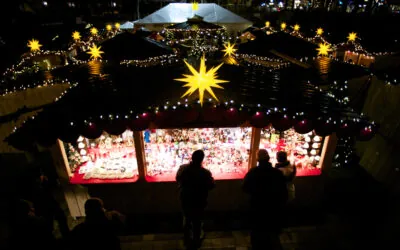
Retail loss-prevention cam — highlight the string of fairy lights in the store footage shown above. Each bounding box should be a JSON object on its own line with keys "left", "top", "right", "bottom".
{"left": 120, "top": 54, "right": 179, "bottom": 67}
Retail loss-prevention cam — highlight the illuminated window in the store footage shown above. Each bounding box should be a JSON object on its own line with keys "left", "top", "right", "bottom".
{"left": 143, "top": 128, "right": 252, "bottom": 182}
{"left": 259, "top": 127, "right": 324, "bottom": 176}
{"left": 65, "top": 130, "right": 139, "bottom": 184}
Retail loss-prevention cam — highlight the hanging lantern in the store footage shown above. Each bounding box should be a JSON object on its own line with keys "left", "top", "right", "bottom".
{"left": 104, "top": 119, "right": 128, "bottom": 135}
{"left": 250, "top": 111, "right": 270, "bottom": 128}
{"left": 357, "top": 126, "right": 375, "bottom": 141}
{"left": 271, "top": 113, "right": 292, "bottom": 131}
{"left": 314, "top": 119, "right": 336, "bottom": 136}
{"left": 81, "top": 122, "right": 103, "bottom": 139}
{"left": 293, "top": 119, "right": 313, "bottom": 134}
{"left": 131, "top": 112, "right": 153, "bottom": 130}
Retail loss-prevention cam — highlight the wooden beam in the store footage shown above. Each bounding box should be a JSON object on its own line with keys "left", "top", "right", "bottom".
{"left": 248, "top": 127, "right": 261, "bottom": 170}
{"left": 133, "top": 131, "right": 147, "bottom": 181}
{"left": 319, "top": 133, "right": 338, "bottom": 173}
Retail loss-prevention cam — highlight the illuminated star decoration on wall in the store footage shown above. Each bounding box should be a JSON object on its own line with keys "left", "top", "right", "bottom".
{"left": 316, "top": 28, "right": 324, "bottom": 36}
{"left": 348, "top": 32, "right": 357, "bottom": 42}
{"left": 281, "top": 22, "right": 287, "bottom": 30}
{"left": 265, "top": 21, "right": 270, "bottom": 28}
{"left": 115, "top": 23, "right": 121, "bottom": 30}
{"left": 175, "top": 55, "right": 228, "bottom": 106}
{"left": 87, "top": 44, "right": 104, "bottom": 60}
{"left": 27, "top": 39, "right": 42, "bottom": 52}
{"left": 317, "top": 43, "right": 332, "bottom": 56}
{"left": 106, "top": 24, "right": 112, "bottom": 31}
{"left": 90, "top": 27, "right": 98, "bottom": 35}
{"left": 294, "top": 24, "right": 300, "bottom": 32}
{"left": 222, "top": 42, "right": 237, "bottom": 57}
{"left": 192, "top": 2, "right": 199, "bottom": 11}
{"left": 72, "top": 31, "right": 81, "bottom": 41}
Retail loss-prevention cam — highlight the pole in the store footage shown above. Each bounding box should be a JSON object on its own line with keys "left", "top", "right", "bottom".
{"left": 137, "top": 0, "right": 140, "bottom": 19}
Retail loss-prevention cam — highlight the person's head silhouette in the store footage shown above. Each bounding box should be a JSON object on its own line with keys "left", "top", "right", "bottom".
{"left": 84, "top": 198, "right": 106, "bottom": 221}
{"left": 191, "top": 150, "right": 205, "bottom": 167}
{"left": 276, "top": 151, "right": 288, "bottom": 163}
{"left": 257, "top": 149, "right": 270, "bottom": 163}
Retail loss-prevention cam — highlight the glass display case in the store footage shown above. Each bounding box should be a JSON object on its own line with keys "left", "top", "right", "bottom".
{"left": 259, "top": 127, "right": 324, "bottom": 176}
{"left": 65, "top": 130, "right": 139, "bottom": 184}
{"left": 143, "top": 127, "right": 252, "bottom": 182}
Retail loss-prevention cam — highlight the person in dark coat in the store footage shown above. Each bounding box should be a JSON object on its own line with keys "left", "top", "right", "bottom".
{"left": 275, "top": 151, "right": 296, "bottom": 202}
{"left": 68, "top": 198, "right": 121, "bottom": 250}
{"left": 243, "top": 149, "right": 288, "bottom": 250}
{"left": 176, "top": 150, "right": 215, "bottom": 249}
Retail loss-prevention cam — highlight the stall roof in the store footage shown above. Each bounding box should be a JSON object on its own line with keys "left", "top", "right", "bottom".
{"left": 167, "top": 16, "right": 223, "bottom": 30}
{"left": 137, "top": 3, "right": 252, "bottom": 31}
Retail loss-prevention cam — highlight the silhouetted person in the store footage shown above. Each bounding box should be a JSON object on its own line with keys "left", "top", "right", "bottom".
{"left": 275, "top": 151, "right": 296, "bottom": 202}
{"left": 7, "top": 199, "right": 55, "bottom": 250}
{"left": 68, "top": 198, "right": 121, "bottom": 250}
{"left": 176, "top": 150, "right": 215, "bottom": 249}
{"left": 243, "top": 149, "right": 288, "bottom": 250}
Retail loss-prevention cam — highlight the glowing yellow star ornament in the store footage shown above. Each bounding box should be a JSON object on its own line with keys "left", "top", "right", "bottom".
{"left": 72, "top": 31, "right": 81, "bottom": 41}
{"left": 175, "top": 55, "right": 228, "bottom": 106}
{"left": 27, "top": 39, "right": 42, "bottom": 52}
{"left": 222, "top": 42, "right": 237, "bottom": 57}
{"left": 87, "top": 44, "right": 104, "bottom": 60}
{"left": 317, "top": 43, "right": 332, "bottom": 56}
{"left": 192, "top": 2, "right": 199, "bottom": 11}
{"left": 316, "top": 28, "right": 324, "bottom": 36}
{"left": 265, "top": 21, "right": 270, "bottom": 28}
{"left": 106, "top": 24, "right": 112, "bottom": 31}
{"left": 281, "top": 22, "right": 287, "bottom": 30}
{"left": 294, "top": 24, "right": 300, "bottom": 32}
{"left": 115, "top": 23, "right": 120, "bottom": 29}
{"left": 348, "top": 32, "right": 357, "bottom": 42}
{"left": 90, "top": 27, "right": 98, "bottom": 35}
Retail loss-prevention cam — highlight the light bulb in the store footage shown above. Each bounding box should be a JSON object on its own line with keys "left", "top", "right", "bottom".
{"left": 315, "top": 155, "right": 321, "bottom": 161}
{"left": 77, "top": 136, "right": 84, "bottom": 142}
{"left": 78, "top": 142, "right": 85, "bottom": 149}
{"left": 313, "top": 136, "right": 321, "bottom": 142}
{"left": 305, "top": 136, "right": 311, "bottom": 142}
{"left": 312, "top": 143, "right": 320, "bottom": 149}
{"left": 303, "top": 142, "right": 310, "bottom": 148}
{"left": 310, "top": 149, "right": 317, "bottom": 155}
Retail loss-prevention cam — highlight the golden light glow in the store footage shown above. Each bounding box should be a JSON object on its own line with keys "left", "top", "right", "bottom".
{"left": 27, "top": 39, "right": 42, "bottom": 52}
{"left": 90, "top": 27, "right": 98, "bottom": 35}
{"left": 106, "top": 24, "right": 112, "bottom": 31}
{"left": 175, "top": 55, "right": 228, "bottom": 106}
{"left": 317, "top": 43, "right": 332, "bottom": 56}
{"left": 316, "top": 28, "right": 324, "bottom": 36}
{"left": 72, "top": 31, "right": 81, "bottom": 41}
{"left": 281, "top": 22, "right": 287, "bottom": 30}
{"left": 294, "top": 24, "right": 300, "bottom": 32}
{"left": 192, "top": 2, "right": 199, "bottom": 10}
{"left": 115, "top": 23, "right": 120, "bottom": 29}
{"left": 87, "top": 44, "right": 104, "bottom": 60}
{"left": 348, "top": 32, "right": 357, "bottom": 42}
{"left": 222, "top": 42, "right": 237, "bottom": 57}
{"left": 265, "top": 21, "right": 270, "bottom": 28}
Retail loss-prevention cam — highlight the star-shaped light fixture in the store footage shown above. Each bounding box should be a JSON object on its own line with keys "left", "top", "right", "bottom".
{"left": 87, "top": 44, "right": 104, "bottom": 60}
{"left": 106, "top": 24, "right": 112, "bottom": 31}
{"left": 192, "top": 2, "right": 199, "bottom": 11}
{"left": 347, "top": 32, "right": 357, "bottom": 42}
{"left": 222, "top": 42, "right": 237, "bottom": 57}
{"left": 90, "top": 27, "right": 98, "bottom": 36}
{"left": 72, "top": 31, "right": 81, "bottom": 41}
{"left": 281, "top": 22, "right": 287, "bottom": 30}
{"left": 27, "top": 39, "right": 42, "bottom": 52}
{"left": 265, "top": 21, "right": 270, "bottom": 28}
{"left": 317, "top": 43, "right": 332, "bottom": 56}
{"left": 316, "top": 28, "right": 324, "bottom": 36}
{"left": 294, "top": 24, "right": 300, "bottom": 32}
{"left": 175, "top": 55, "right": 228, "bottom": 106}
{"left": 115, "top": 23, "right": 120, "bottom": 30}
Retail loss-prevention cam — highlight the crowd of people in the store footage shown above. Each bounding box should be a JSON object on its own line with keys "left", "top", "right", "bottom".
{"left": 6, "top": 148, "right": 296, "bottom": 250}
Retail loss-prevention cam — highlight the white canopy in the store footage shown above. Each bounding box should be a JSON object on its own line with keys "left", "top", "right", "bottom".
{"left": 137, "top": 3, "right": 252, "bottom": 33}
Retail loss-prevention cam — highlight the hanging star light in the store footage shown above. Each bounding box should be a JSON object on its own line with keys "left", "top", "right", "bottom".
{"left": 192, "top": 2, "right": 199, "bottom": 11}
{"left": 27, "top": 39, "right": 42, "bottom": 52}
{"left": 90, "top": 27, "right": 98, "bottom": 35}
{"left": 281, "top": 22, "right": 287, "bottom": 30}
{"left": 106, "top": 24, "right": 112, "bottom": 31}
{"left": 175, "top": 55, "right": 228, "bottom": 106}
{"left": 72, "top": 31, "right": 81, "bottom": 41}
{"left": 265, "top": 21, "right": 270, "bottom": 28}
{"left": 294, "top": 24, "right": 300, "bottom": 32}
{"left": 87, "top": 44, "right": 104, "bottom": 60}
{"left": 222, "top": 42, "right": 237, "bottom": 57}
{"left": 115, "top": 23, "right": 121, "bottom": 29}
{"left": 317, "top": 43, "right": 332, "bottom": 56}
{"left": 348, "top": 32, "right": 357, "bottom": 42}
{"left": 316, "top": 28, "right": 324, "bottom": 36}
